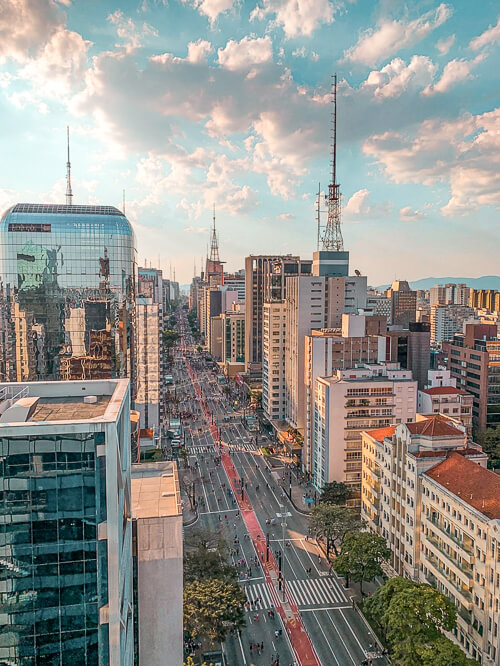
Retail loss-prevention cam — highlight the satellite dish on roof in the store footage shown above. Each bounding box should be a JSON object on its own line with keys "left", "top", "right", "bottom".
{"left": 354, "top": 269, "right": 361, "bottom": 276}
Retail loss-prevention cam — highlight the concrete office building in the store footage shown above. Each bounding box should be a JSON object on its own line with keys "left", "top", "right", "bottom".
{"left": 387, "top": 280, "right": 417, "bottom": 327}
{"left": 136, "top": 297, "right": 161, "bottom": 432}
{"left": 0, "top": 204, "right": 137, "bottom": 390}
{"left": 303, "top": 316, "right": 386, "bottom": 477}
{"left": 244, "top": 255, "right": 312, "bottom": 379}
{"left": 385, "top": 322, "right": 431, "bottom": 390}
{"left": 221, "top": 309, "right": 245, "bottom": 369}
{"left": 0, "top": 379, "right": 134, "bottom": 665}
{"left": 131, "top": 462, "right": 183, "bottom": 666}
{"left": 311, "top": 362, "right": 417, "bottom": 495}
{"left": 443, "top": 323, "right": 500, "bottom": 431}
{"left": 431, "top": 304, "right": 476, "bottom": 345}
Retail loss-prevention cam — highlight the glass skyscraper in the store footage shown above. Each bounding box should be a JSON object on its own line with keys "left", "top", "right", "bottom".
{"left": 0, "top": 204, "right": 136, "bottom": 392}
{"left": 0, "top": 379, "right": 133, "bottom": 665}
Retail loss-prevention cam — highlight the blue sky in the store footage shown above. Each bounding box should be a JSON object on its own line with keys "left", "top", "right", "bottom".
{"left": 0, "top": 0, "right": 499, "bottom": 285}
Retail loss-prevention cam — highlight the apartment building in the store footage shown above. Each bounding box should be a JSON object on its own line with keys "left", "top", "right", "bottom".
{"left": 284, "top": 275, "right": 346, "bottom": 430}
{"left": 311, "top": 362, "right": 417, "bottom": 496}
{"left": 444, "top": 323, "right": 500, "bottom": 430}
{"left": 431, "top": 303, "right": 476, "bottom": 345}
{"left": 422, "top": 454, "right": 500, "bottom": 665}
{"left": 303, "top": 316, "right": 386, "bottom": 476}
{"left": 262, "top": 301, "right": 287, "bottom": 422}
{"left": 361, "top": 415, "right": 500, "bottom": 664}
{"left": 385, "top": 322, "right": 431, "bottom": 389}
{"left": 418, "top": 386, "right": 473, "bottom": 435}
{"left": 470, "top": 289, "right": 500, "bottom": 312}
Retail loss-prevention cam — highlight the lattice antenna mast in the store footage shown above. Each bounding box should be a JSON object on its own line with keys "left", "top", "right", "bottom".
{"left": 321, "top": 74, "right": 343, "bottom": 251}
{"left": 65, "top": 126, "right": 73, "bottom": 206}
{"left": 209, "top": 204, "right": 220, "bottom": 262}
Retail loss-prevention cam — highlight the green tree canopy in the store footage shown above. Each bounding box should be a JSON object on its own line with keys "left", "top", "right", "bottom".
{"left": 385, "top": 584, "right": 457, "bottom": 665}
{"left": 364, "top": 576, "right": 417, "bottom": 640}
{"left": 183, "top": 578, "right": 246, "bottom": 643}
{"left": 184, "top": 528, "right": 237, "bottom": 584}
{"left": 163, "top": 329, "right": 180, "bottom": 347}
{"left": 415, "top": 636, "right": 480, "bottom": 666}
{"left": 309, "top": 504, "right": 363, "bottom": 556}
{"left": 320, "top": 481, "right": 352, "bottom": 506}
{"left": 476, "top": 425, "right": 500, "bottom": 468}
{"left": 333, "top": 532, "right": 390, "bottom": 594}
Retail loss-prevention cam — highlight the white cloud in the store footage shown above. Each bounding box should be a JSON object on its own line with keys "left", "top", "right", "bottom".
{"left": 277, "top": 212, "right": 294, "bottom": 220}
{"left": 19, "top": 28, "right": 91, "bottom": 98}
{"left": 363, "top": 56, "right": 436, "bottom": 99}
{"left": 108, "top": 10, "right": 157, "bottom": 54}
{"left": 217, "top": 35, "right": 273, "bottom": 71}
{"left": 181, "top": 0, "right": 237, "bottom": 24}
{"left": 0, "top": 0, "right": 64, "bottom": 64}
{"left": 250, "top": 0, "right": 334, "bottom": 39}
{"left": 423, "top": 55, "right": 484, "bottom": 96}
{"left": 363, "top": 108, "right": 500, "bottom": 216}
{"left": 187, "top": 39, "right": 213, "bottom": 63}
{"left": 343, "top": 3, "right": 452, "bottom": 66}
{"left": 436, "top": 34, "right": 455, "bottom": 55}
{"left": 343, "top": 188, "right": 391, "bottom": 222}
{"left": 292, "top": 47, "right": 320, "bottom": 61}
{"left": 184, "top": 226, "right": 208, "bottom": 233}
{"left": 399, "top": 206, "right": 426, "bottom": 222}
{"left": 469, "top": 16, "right": 500, "bottom": 51}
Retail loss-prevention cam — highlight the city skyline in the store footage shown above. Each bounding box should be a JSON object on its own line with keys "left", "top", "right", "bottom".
{"left": 0, "top": 0, "right": 499, "bottom": 283}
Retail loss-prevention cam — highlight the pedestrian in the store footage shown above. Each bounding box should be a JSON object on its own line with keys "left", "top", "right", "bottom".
{"left": 260, "top": 641, "right": 264, "bottom": 652}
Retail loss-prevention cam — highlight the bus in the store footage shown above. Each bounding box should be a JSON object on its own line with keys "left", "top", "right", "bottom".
{"left": 165, "top": 374, "right": 174, "bottom": 385}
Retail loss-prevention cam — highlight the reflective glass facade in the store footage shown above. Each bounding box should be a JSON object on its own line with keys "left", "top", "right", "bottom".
{"left": 0, "top": 205, "right": 137, "bottom": 392}
{"left": 0, "top": 380, "right": 134, "bottom": 666}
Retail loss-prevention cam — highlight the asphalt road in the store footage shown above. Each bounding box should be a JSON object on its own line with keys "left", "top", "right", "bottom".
{"left": 174, "top": 313, "right": 386, "bottom": 666}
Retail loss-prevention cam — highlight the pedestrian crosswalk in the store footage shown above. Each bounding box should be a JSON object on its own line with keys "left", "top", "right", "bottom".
{"left": 287, "top": 577, "right": 347, "bottom": 606}
{"left": 244, "top": 576, "right": 347, "bottom": 611}
{"left": 245, "top": 582, "right": 273, "bottom": 610}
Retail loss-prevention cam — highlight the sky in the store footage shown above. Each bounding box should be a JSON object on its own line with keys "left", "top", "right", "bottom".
{"left": 0, "top": 0, "right": 499, "bottom": 286}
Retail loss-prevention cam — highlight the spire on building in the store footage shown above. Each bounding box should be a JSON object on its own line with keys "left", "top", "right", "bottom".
{"left": 209, "top": 204, "right": 220, "bottom": 263}
{"left": 65, "top": 126, "right": 73, "bottom": 206}
{"left": 321, "top": 74, "right": 343, "bottom": 252}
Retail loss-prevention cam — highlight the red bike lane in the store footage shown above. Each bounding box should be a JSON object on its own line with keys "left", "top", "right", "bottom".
{"left": 185, "top": 359, "right": 321, "bottom": 666}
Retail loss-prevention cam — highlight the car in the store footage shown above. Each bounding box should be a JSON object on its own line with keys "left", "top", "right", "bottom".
{"left": 171, "top": 439, "right": 182, "bottom": 447}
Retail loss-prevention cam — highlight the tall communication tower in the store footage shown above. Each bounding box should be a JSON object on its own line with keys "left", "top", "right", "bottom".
{"left": 209, "top": 204, "right": 220, "bottom": 263}
{"left": 65, "top": 126, "right": 73, "bottom": 206}
{"left": 320, "top": 74, "right": 343, "bottom": 252}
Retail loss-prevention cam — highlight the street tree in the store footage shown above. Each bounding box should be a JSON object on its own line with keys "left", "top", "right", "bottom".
{"left": 333, "top": 532, "right": 390, "bottom": 594}
{"left": 183, "top": 578, "right": 246, "bottom": 643}
{"left": 476, "top": 425, "right": 500, "bottom": 468}
{"left": 320, "top": 481, "right": 352, "bottom": 506}
{"left": 184, "top": 528, "right": 237, "bottom": 584}
{"left": 309, "top": 504, "right": 363, "bottom": 557}
{"left": 384, "top": 583, "right": 457, "bottom": 664}
{"left": 415, "top": 636, "right": 480, "bottom": 666}
{"left": 364, "top": 576, "right": 417, "bottom": 641}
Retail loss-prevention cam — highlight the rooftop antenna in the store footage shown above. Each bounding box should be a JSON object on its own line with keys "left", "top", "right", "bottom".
{"left": 316, "top": 182, "right": 321, "bottom": 251}
{"left": 173, "top": 267, "right": 176, "bottom": 282}
{"left": 210, "top": 204, "right": 220, "bottom": 262}
{"left": 194, "top": 258, "right": 196, "bottom": 278}
{"left": 65, "top": 126, "right": 73, "bottom": 206}
{"left": 321, "top": 74, "right": 343, "bottom": 252}
{"left": 122, "top": 189, "right": 126, "bottom": 215}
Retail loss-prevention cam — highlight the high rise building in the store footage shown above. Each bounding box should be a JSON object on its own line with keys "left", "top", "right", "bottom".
{"left": 470, "top": 289, "right": 500, "bottom": 312}
{"left": 303, "top": 317, "right": 386, "bottom": 476}
{"left": 384, "top": 322, "right": 431, "bottom": 390}
{"left": 418, "top": 385, "right": 473, "bottom": 435}
{"left": 221, "top": 308, "right": 245, "bottom": 371}
{"left": 0, "top": 379, "right": 134, "bottom": 665}
{"left": 430, "top": 303, "right": 476, "bottom": 344}
{"left": 387, "top": 280, "right": 417, "bottom": 327}
{"left": 244, "top": 255, "right": 312, "bottom": 379}
{"left": 262, "top": 301, "right": 287, "bottom": 422}
{"left": 443, "top": 323, "right": 500, "bottom": 431}
{"left": 311, "top": 362, "right": 417, "bottom": 496}
{"left": 0, "top": 204, "right": 137, "bottom": 391}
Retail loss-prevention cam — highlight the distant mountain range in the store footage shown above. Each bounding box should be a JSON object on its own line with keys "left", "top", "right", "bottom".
{"left": 376, "top": 276, "right": 500, "bottom": 292}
